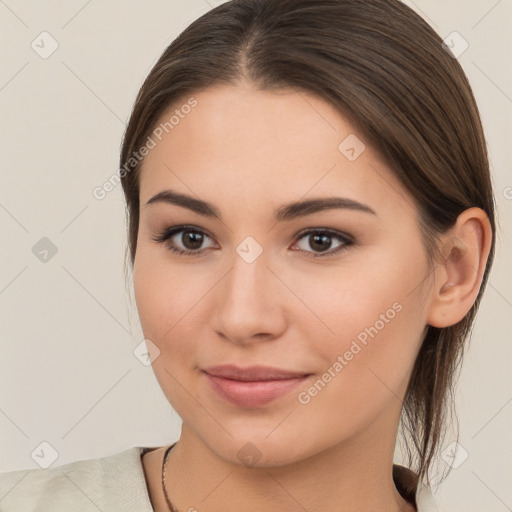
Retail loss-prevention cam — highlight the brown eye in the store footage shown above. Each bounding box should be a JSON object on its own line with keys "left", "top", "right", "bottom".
{"left": 152, "top": 225, "right": 354, "bottom": 258}
{"left": 292, "top": 229, "right": 354, "bottom": 258}
{"left": 152, "top": 226, "right": 216, "bottom": 256}
{"left": 178, "top": 231, "right": 205, "bottom": 250}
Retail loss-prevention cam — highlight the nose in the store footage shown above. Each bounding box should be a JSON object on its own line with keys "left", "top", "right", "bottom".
{"left": 211, "top": 248, "right": 288, "bottom": 346}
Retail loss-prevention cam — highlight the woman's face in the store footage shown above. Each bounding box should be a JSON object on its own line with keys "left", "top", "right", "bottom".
{"left": 133, "top": 84, "right": 434, "bottom": 466}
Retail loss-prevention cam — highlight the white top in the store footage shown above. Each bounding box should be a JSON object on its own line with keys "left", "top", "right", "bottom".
{"left": 0, "top": 446, "right": 440, "bottom": 511}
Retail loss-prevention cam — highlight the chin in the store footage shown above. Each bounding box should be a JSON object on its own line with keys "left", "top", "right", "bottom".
{"left": 195, "top": 425, "right": 328, "bottom": 469}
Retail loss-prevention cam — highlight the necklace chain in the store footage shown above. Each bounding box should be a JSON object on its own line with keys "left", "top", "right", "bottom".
{"left": 161, "top": 443, "right": 179, "bottom": 512}
{"left": 160, "top": 442, "right": 416, "bottom": 512}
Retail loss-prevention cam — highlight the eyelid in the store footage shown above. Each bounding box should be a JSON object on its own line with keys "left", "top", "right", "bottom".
{"left": 294, "top": 227, "right": 354, "bottom": 243}
{"left": 151, "top": 224, "right": 217, "bottom": 249}
{"left": 152, "top": 224, "right": 354, "bottom": 258}
{"left": 291, "top": 228, "right": 354, "bottom": 258}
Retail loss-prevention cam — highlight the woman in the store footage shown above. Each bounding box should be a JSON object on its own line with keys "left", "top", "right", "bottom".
{"left": 0, "top": 0, "right": 495, "bottom": 511}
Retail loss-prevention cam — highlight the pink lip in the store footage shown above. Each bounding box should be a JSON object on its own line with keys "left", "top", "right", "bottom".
{"left": 202, "top": 364, "right": 312, "bottom": 408}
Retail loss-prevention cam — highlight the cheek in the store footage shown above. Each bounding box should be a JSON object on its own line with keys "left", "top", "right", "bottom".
{"left": 133, "top": 252, "right": 207, "bottom": 412}
{"left": 289, "top": 238, "right": 427, "bottom": 349}
{"left": 134, "top": 244, "right": 192, "bottom": 332}
{"left": 133, "top": 249, "right": 176, "bottom": 345}
{"left": 294, "top": 246, "right": 427, "bottom": 426}
{"left": 291, "top": 282, "right": 425, "bottom": 449}
{"left": 133, "top": 249, "right": 218, "bottom": 366}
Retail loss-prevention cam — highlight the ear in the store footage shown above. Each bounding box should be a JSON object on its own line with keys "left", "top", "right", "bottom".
{"left": 426, "top": 207, "right": 493, "bottom": 328}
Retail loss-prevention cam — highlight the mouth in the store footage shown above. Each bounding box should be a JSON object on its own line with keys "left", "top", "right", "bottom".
{"left": 202, "top": 364, "right": 313, "bottom": 408}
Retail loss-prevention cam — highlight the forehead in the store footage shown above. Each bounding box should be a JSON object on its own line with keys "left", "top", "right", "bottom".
{"left": 139, "top": 84, "right": 417, "bottom": 219}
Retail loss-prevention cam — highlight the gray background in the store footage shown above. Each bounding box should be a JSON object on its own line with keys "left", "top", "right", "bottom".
{"left": 1, "top": 1, "right": 511, "bottom": 511}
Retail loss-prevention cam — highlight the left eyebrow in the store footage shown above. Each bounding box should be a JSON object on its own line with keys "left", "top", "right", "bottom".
{"left": 144, "top": 189, "right": 377, "bottom": 221}
{"left": 275, "top": 197, "right": 377, "bottom": 221}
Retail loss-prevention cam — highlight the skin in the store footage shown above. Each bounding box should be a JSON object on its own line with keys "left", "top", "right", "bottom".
{"left": 135, "top": 83, "right": 492, "bottom": 512}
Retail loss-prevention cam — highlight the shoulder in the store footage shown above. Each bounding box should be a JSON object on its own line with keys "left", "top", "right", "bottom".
{"left": 0, "top": 446, "right": 156, "bottom": 512}
{"left": 415, "top": 478, "right": 441, "bottom": 512}
{"left": 393, "top": 464, "right": 441, "bottom": 512}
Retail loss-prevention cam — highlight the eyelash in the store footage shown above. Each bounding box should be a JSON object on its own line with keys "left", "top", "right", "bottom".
{"left": 152, "top": 224, "right": 355, "bottom": 259}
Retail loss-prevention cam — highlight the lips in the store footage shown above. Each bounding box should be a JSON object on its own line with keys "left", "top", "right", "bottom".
{"left": 205, "top": 363, "right": 313, "bottom": 380}
{"left": 202, "top": 364, "right": 312, "bottom": 408}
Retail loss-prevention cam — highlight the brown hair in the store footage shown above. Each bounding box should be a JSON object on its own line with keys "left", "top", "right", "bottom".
{"left": 120, "top": 0, "right": 496, "bottom": 490}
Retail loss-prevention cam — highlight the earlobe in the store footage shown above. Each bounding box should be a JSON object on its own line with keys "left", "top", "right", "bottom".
{"left": 426, "top": 208, "right": 492, "bottom": 328}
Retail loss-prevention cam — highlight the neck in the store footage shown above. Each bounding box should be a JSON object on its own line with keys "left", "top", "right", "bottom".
{"left": 155, "top": 410, "right": 416, "bottom": 512}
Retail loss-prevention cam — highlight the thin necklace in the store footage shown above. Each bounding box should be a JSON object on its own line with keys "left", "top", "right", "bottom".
{"left": 160, "top": 443, "right": 415, "bottom": 512}
{"left": 161, "top": 442, "right": 179, "bottom": 512}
